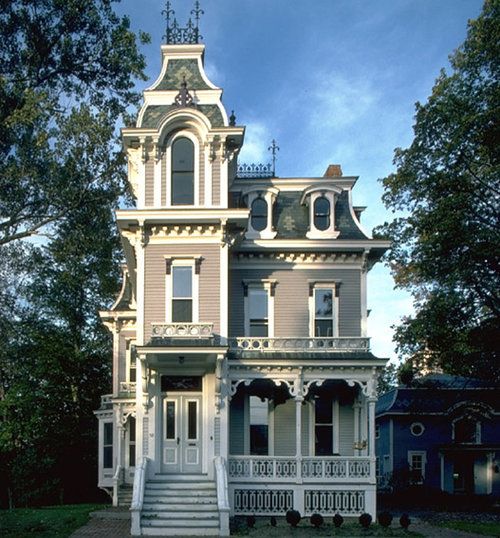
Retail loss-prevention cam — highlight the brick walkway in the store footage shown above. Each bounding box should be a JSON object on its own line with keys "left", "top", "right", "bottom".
{"left": 70, "top": 509, "right": 491, "bottom": 538}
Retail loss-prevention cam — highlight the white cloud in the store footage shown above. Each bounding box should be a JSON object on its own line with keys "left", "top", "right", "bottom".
{"left": 237, "top": 120, "right": 272, "bottom": 164}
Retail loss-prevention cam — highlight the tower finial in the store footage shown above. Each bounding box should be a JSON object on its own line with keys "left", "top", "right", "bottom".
{"left": 163, "top": 1, "right": 204, "bottom": 44}
{"left": 268, "top": 139, "right": 280, "bottom": 175}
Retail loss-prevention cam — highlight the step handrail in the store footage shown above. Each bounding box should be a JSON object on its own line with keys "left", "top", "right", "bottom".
{"left": 112, "top": 464, "right": 122, "bottom": 507}
{"left": 214, "top": 456, "right": 230, "bottom": 536}
{"left": 130, "top": 457, "right": 149, "bottom": 536}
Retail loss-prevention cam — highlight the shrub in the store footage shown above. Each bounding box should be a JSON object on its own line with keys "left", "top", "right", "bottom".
{"left": 286, "top": 509, "right": 301, "bottom": 527}
{"left": 400, "top": 513, "right": 411, "bottom": 529}
{"left": 270, "top": 516, "right": 277, "bottom": 527}
{"left": 246, "top": 515, "right": 256, "bottom": 528}
{"left": 310, "top": 513, "right": 324, "bottom": 528}
{"left": 359, "top": 512, "right": 372, "bottom": 529}
{"left": 378, "top": 511, "right": 393, "bottom": 528}
{"left": 333, "top": 513, "right": 344, "bottom": 528}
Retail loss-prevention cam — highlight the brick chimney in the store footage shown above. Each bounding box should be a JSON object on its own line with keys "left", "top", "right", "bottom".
{"left": 324, "top": 164, "right": 343, "bottom": 177}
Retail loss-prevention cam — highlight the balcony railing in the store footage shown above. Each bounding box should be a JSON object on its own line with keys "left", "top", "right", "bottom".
{"left": 228, "top": 456, "right": 374, "bottom": 482}
{"left": 119, "top": 382, "right": 136, "bottom": 396}
{"left": 228, "top": 337, "right": 370, "bottom": 352}
{"left": 151, "top": 322, "right": 214, "bottom": 339}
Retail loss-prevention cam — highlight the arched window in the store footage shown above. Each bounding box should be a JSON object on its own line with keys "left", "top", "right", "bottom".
{"left": 251, "top": 197, "right": 268, "bottom": 232}
{"left": 454, "top": 417, "right": 478, "bottom": 443}
{"left": 314, "top": 195, "right": 330, "bottom": 231}
{"left": 171, "top": 137, "right": 194, "bottom": 205}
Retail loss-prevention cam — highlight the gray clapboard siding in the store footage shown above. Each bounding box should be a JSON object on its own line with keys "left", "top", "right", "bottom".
{"left": 212, "top": 160, "right": 220, "bottom": 206}
{"left": 229, "top": 394, "right": 245, "bottom": 455}
{"left": 338, "top": 404, "right": 354, "bottom": 456}
{"left": 273, "top": 400, "right": 311, "bottom": 456}
{"left": 143, "top": 243, "right": 221, "bottom": 341}
{"left": 144, "top": 160, "right": 154, "bottom": 206}
{"left": 229, "top": 267, "right": 361, "bottom": 337}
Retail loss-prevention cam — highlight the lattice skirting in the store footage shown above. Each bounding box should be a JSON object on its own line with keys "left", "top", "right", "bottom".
{"left": 231, "top": 487, "right": 369, "bottom": 516}
{"left": 304, "top": 490, "right": 365, "bottom": 515}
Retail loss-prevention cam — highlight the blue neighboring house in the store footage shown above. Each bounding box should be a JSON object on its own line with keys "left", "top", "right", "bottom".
{"left": 376, "top": 374, "right": 500, "bottom": 498}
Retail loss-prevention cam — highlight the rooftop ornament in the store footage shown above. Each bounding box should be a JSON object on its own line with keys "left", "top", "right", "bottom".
{"left": 163, "top": 1, "right": 204, "bottom": 45}
{"left": 173, "top": 76, "right": 195, "bottom": 108}
{"left": 237, "top": 139, "right": 279, "bottom": 179}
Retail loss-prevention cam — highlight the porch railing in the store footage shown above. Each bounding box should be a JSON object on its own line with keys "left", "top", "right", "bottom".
{"left": 228, "top": 337, "right": 370, "bottom": 352}
{"left": 119, "top": 382, "right": 136, "bottom": 396}
{"left": 151, "top": 322, "right": 214, "bottom": 338}
{"left": 228, "top": 456, "right": 374, "bottom": 482}
{"left": 214, "top": 456, "right": 230, "bottom": 537}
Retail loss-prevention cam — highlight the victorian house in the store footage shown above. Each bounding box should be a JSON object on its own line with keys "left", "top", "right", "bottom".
{"left": 95, "top": 9, "right": 390, "bottom": 536}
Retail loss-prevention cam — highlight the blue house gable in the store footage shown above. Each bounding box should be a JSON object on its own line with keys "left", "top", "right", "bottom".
{"left": 376, "top": 374, "right": 500, "bottom": 498}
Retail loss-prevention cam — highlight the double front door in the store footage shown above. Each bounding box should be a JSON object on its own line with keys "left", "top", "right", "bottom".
{"left": 162, "top": 394, "right": 202, "bottom": 473}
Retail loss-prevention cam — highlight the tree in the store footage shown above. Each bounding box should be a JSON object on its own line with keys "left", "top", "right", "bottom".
{"left": 376, "top": 0, "right": 500, "bottom": 380}
{"left": 0, "top": 0, "right": 148, "bottom": 244}
{"left": 377, "top": 362, "right": 399, "bottom": 395}
{"left": 0, "top": 0, "right": 148, "bottom": 506}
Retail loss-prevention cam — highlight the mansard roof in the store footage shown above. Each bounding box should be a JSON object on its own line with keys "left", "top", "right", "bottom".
{"left": 377, "top": 374, "right": 500, "bottom": 416}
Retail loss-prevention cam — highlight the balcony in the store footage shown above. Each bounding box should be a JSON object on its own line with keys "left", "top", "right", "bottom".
{"left": 151, "top": 322, "right": 214, "bottom": 339}
{"left": 228, "top": 337, "right": 370, "bottom": 353}
{"left": 118, "top": 382, "right": 136, "bottom": 397}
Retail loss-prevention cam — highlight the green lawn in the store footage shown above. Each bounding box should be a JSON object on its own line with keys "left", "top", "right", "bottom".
{"left": 231, "top": 518, "right": 423, "bottom": 536}
{"left": 0, "top": 504, "right": 107, "bottom": 538}
{"left": 437, "top": 520, "right": 500, "bottom": 537}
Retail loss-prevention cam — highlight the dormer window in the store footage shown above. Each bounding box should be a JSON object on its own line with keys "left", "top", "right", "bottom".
{"left": 251, "top": 196, "right": 268, "bottom": 231}
{"left": 314, "top": 195, "right": 330, "bottom": 231}
{"left": 301, "top": 185, "right": 342, "bottom": 239}
{"left": 242, "top": 187, "right": 279, "bottom": 239}
{"left": 172, "top": 137, "right": 195, "bottom": 205}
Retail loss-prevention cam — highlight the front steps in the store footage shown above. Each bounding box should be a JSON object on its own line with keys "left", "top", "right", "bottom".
{"left": 117, "top": 484, "right": 133, "bottom": 507}
{"left": 140, "top": 475, "right": 220, "bottom": 536}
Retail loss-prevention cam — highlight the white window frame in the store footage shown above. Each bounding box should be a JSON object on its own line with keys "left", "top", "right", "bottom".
{"left": 243, "top": 280, "right": 276, "bottom": 337}
{"left": 410, "top": 422, "right": 425, "bottom": 437}
{"left": 126, "top": 339, "right": 137, "bottom": 383}
{"left": 312, "top": 398, "right": 340, "bottom": 456}
{"left": 301, "top": 186, "right": 342, "bottom": 239}
{"left": 308, "top": 282, "right": 340, "bottom": 337}
{"left": 166, "top": 130, "right": 200, "bottom": 207}
{"left": 408, "top": 450, "right": 427, "bottom": 484}
{"left": 242, "top": 188, "right": 279, "bottom": 239}
{"left": 102, "top": 420, "right": 114, "bottom": 470}
{"left": 165, "top": 258, "right": 200, "bottom": 323}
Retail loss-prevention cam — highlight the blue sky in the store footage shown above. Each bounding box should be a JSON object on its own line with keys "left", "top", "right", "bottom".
{"left": 117, "top": 0, "right": 484, "bottom": 361}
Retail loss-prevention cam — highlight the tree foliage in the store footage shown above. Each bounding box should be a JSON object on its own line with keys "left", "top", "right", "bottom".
{"left": 376, "top": 0, "right": 500, "bottom": 380}
{"left": 0, "top": 0, "right": 148, "bottom": 244}
{"left": 0, "top": 0, "right": 147, "bottom": 507}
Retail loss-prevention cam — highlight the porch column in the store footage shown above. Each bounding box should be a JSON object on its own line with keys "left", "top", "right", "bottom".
{"left": 368, "top": 397, "right": 377, "bottom": 458}
{"left": 295, "top": 395, "right": 303, "bottom": 483}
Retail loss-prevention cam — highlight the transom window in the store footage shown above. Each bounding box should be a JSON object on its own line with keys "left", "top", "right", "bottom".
{"left": 314, "top": 195, "right": 330, "bottom": 231}
{"left": 248, "top": 288, "right": 269, "bottom": 336}
{"left": 171, "top": 137, "right": 194, "bottom": 205}
{"left": 250, "top": 197, "right": 268, "bottom": 232}
{"left": 314, "top": 287, "right": 334, "bottom": 337}
{"left": 172, "top": 266, "right": 193, "bottom": 322}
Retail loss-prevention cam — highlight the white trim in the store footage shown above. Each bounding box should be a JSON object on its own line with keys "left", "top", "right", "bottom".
{"left": 408, "top": 450, "right": 427, "bottom": 483}
{"left": 242, "top": 188, "right": 279, "bottom": 240}
{"left": 308, "top": 282, "right": 339, "bottom": 337}
{"left": 333, "top": 399, "right": 340, "bottom": 454}
{"left": 126, "top": 339, "right": 137, "bottom": 383}
{"left": 165, "top": 260, "right": 199, "bottom": 324}
{"left": 347, "top": 188, "right": 371, "bottom": 238}
{"left": 165, "top": 130, "right": 200, "bottom": 207}
{"left": 220, "top": 242, "right": 228, "bottom": 339}
{"left": 220, "top": 158, "right": 228, "bottom": 208}
{"left": 153, "top": 144, "right": 162, "bottom": 207}
{"left": 125, "top": 416, "right": 137, "bottom": 470}
{"left": 138, "top": 140, "right": 146, "bottom": 209}
{"left": 410, "top": 422, "right": 425, "bottom": 437}
{"left": 360, "top": 264, "right": 368, "bottom": 337}
{"left": 243, "top": 281, "right": 275, "bottom": 337}
{"left": 136, "top": 241, "right": 145, "bottom": 346}
{"left": 304, "top": 189, "right": 341, "bottom": 239}
{"left": 204, "top": 143, "right": 212, "bottom": 207}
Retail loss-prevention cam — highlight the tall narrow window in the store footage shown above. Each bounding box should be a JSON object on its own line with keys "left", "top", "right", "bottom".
{"left": 315, "top": 399, "right": 334, "bottom": 456}
{"left": 314, "top": 195, "right": 330, "bottom": 231}
{"left": 172, "top": 266, "right": 193, "bottom": 322}
{"left": 128, "top": 417, "right": 136, "bottom": 467}
{"left": 129, "top": 352, "right": 136, "bottom": 383}
{"left": 251, "top": 197, "right": 268, "bottom": 232}
{"left": 172, "top": 137, "right": 194, "bottom": 205}
{"left": 250, "top": 396, "right": 269, "bottom": 455}
{"left": 103, "top": 422, "right": 113, "bottom": 469}
{"left": 314, "top": 287, "right": 334, "bottom": 336}
{"left": 248, "top": 288, "right": 268, "bottom": 336}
